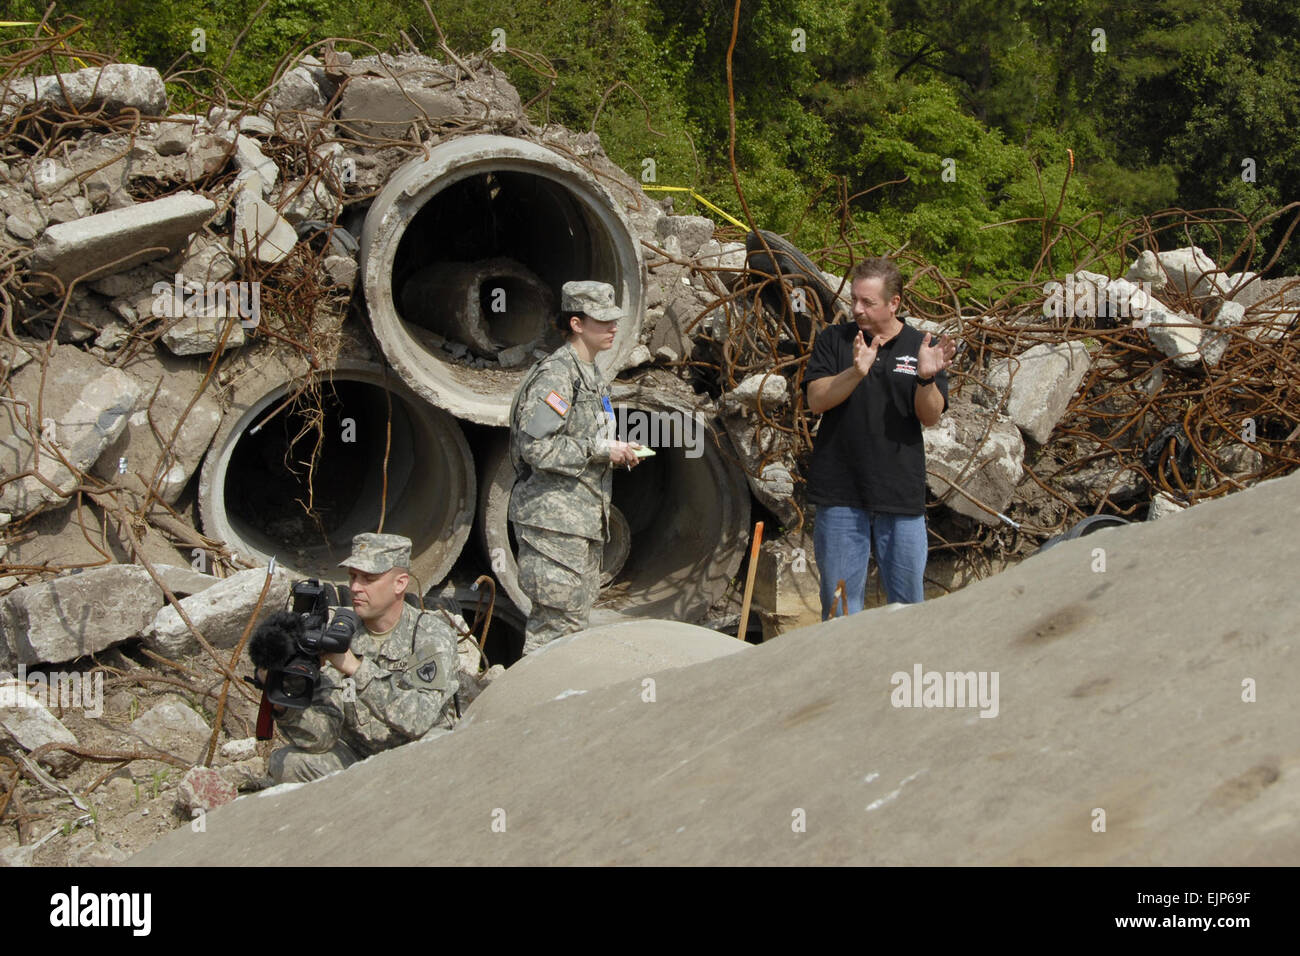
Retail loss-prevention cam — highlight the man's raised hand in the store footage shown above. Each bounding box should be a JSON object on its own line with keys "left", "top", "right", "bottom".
{"left": 853, "top": 330, "right": 882, "bottom": 377}
{"left": 917, "top": 332, "right": 957, "bottom": 379}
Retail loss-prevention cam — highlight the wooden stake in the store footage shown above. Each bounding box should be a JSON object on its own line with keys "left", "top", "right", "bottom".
{"left": 737, "top": 521, "right": 764, "bottom": 641}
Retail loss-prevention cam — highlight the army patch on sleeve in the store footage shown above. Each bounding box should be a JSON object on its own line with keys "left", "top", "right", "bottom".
{"left": 544, "top": 391, "right": 570, "bottom": 416}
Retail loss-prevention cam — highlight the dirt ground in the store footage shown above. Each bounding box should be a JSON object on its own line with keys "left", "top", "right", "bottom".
{"left": 1, "top": 642, "right": 273, "bottom": 867}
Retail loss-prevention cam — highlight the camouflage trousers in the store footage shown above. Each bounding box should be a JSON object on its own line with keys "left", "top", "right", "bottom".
{"left": 514, "top": 522, "right": 601, "bottom": 654}
{"left": 268, "top": 741, "right": 358, "bottom": 783}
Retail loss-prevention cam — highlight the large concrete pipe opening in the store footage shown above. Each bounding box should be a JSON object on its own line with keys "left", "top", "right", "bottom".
{"left": 476, "top": 393, "right": 751, "bottom": 622}
{"left": 199, "top": 362, "right": 475, "bottom": 589}
{"left": 360, "top": 135, "right": 646, "bottom": 425}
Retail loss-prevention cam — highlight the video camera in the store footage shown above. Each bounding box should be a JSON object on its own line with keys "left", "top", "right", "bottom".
{"left": 249, "top": 579, "right": 361, "bottom": 711}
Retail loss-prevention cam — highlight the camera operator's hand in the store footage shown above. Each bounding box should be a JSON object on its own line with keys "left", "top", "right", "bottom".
{"left": 323, "top": 648, "right": 361, "bottom": 678}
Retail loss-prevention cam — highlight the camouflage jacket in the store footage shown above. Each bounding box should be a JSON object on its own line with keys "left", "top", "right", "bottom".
{"left": 275, "top": 603, "right": 460, "bottom": 759}
{"left": 508, "top": 342, "right": 614, "bottom": 541}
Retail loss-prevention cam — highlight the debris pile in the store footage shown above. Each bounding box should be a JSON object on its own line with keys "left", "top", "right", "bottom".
{"left": 0, "top": 24, "right": 1296, "bottom": 862}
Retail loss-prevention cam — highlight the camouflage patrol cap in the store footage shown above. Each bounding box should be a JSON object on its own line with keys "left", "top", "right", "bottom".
{"left": 339, "top": 533, "right": 411, "bottom": 574}
{"left": 561, "top": 280, "right": 623, "bottom": 323}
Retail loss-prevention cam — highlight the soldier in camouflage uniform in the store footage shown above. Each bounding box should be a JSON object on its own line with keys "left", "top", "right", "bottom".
{"left": 267, "top": 533, "right": 461, "bottom": 783}
{"left": 509, "top": 281, "right": 642, "bottom": 654}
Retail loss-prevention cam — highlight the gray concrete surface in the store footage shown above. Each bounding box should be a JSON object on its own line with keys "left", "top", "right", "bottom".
{"left": 133, "top": 469, "right": 1300, "bottom": 866}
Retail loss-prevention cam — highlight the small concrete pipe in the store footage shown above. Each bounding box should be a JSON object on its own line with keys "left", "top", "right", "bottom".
{"left": 360, "top": 134, "right": 647, "bottom": 425}
{"left": 476, "top": 388, "right": 751, "bottom": 622}
{"left": 199, "top": 361, "right": 475, "bottom": 589}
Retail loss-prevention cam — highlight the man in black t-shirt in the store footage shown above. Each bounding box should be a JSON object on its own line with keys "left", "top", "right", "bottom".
{"left": 803, "top": 257, "right": 957, "bottom": 617}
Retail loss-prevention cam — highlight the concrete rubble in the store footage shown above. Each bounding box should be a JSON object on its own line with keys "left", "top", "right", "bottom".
{"left": 0, "top": 39, "right": 1294, "bottom": 867}
{"left": 0, "top": 345, "right": 142, "bottom": 519}
{"left": 29, "top": 192, "right": 217, "bottom": 292}
{"left": 90, "top": 351, "right": 223, "bottom": 505}
{"left": 129, "top": 695, "right": 211, "bottom": 757}
{"left": 144, "top": 566, "right": 292, "bottom": 658}
{"left": 0, "top": 565, "right": 164, "bottom": 668}
{"left": 175, "top": 766, "right": 238, "bottom": 813}
{"left": 923, "top": 401, "right": 1025, "bottom": 524}
{"left": 0, "top": 64, "right": 167, "bottom": 122}
{"left": 976, "top": 341, "right": 1092, "bottom": 445}
{"left": 0, "top": 674, "right": 81, "bottom": 774}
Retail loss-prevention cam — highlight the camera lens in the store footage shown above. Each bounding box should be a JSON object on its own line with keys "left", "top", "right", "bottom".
{"left": 280, "top": 674, "right": 310, "bottom": 700}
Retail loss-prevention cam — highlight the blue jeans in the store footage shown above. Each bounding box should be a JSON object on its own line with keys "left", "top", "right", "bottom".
{"left": 812, "top": 506, "right": 928, "bottom": 618}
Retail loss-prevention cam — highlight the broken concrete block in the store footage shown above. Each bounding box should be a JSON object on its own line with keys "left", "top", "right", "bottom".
{"left": 161, "top": 313, "right": 247, "bottom": 356}
{"left": 91, "top": 351, "right": 223, "bottom": 505}
{"left": 43, "top": 195, "right": 92, "bottom": 224}
{"left": 58, "top": 132, "right": 129, "bottom": 208}
{"left": 923, "top": 401, "right": 1025, "bottom": 525}
{"left": 183, "top": 132, "right": 233, "bottom": 182}
{"left": 1125, "top": 250, "right": 1165, "bottom": 292}
{"left": 153, "top": 114, "right": 201, "bottom": 156}
{"left": 279, "top": 177, "right": 340, "bottom": 224}
{"left": 88, "top": 262, "right": 170, "bottom": 300}
{"left": 752, "top": 532, "right": 821, "bottom": 640}
{"left": 0, "top": 565, "right": 164, "bottom": 667}
{"left": 0, "top": 338, "right": 36, "bottom": 374}
{"left": 651, "top": 286, "right": 710, "bottom": 359}
{"left": 47, "top": 288, "right": 118, "bottom": 343}
{"left": 979, "top": 341, "right": 1092, "bottom": 444}
{"left": 232, "top": 188, "right": 296, "bottom": 263}
{"left": 92, "top": 320, "right": 130, "bottom": 351}
{"left": 695, "top": 239, "right": 747, "bottom": 273}
{"left": 0, "top": 676, "right": 80, "bottom": 775}
{"left": 5, "top": 208, "right": 44, "bottom": 241}
{"left": 130, "top": 696, "right": 209, "bottom": 756}
{"left": 28, "top": 192, "right": 216, "bottom": 292}
{"left": 655, "top": 215, "right": 714, "bottom": 258}
{"left": 220, "top": 737, "right": 258, "bottom": 761}
{"left": 234, "top": 135, "right": 277, "bottom": 194}
{"left": 322, "top": 253, "right": 357, "bottom": 289}
{"left": 1148, "top": 493, "right": 1187, "bottom": 520}
{"left": 0, "top": 64, "right": 166, "bottom": 121}
{"left": 0, "top": 347, "right": 142, "bottom": 518}
{"left": 180, "top": 233, "right": 236, "bottom": 283}
{"left": 153, "top": 564, "right": 220, "bottom": 599}
{"left": 625, "top": 344, "right": 652, "bottom": 368}
{"left": 176, "top": 766, "right": 238, "bottom": 813}
{"left": 270, "top": 66, "right": 328, "bottom": 114}
{"left": 1215, "top": 443, "right": 1262, "bottom": 486}
{"left": 144, "top": 566, "right": 292, "bottom": 658}
{"left": 724, "top": 372, "right": 790, "bottom": 410}
{"left": 1141, "top": 302, "right": 1202, "bottom": 368}
{"left": 339, "top": 74, "right": 465, "bottom": 139}
{"left": 215, "top": 756, "right": 271, "bottom": 792}
{"left": 1200, "top": 300, "right": 1246, "bottom": 368}
{"left": 236, "top": 114, "right": 276, "bottom": 137}
{"left": 722, "top": 411, "right": 799, "bottom": 527}
{"left": 1157, "top": 246, "right": 1217, "bottom": 297}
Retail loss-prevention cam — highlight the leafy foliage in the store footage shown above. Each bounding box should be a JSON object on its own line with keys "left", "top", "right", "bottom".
{"left": 8, "top": 0, "right": 1298, "bottom": 285}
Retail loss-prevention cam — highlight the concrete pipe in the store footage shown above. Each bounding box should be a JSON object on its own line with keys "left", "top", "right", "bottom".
{"left": 476, "top": 389, "right": 751, "bottom": 622}
{"left": 360, "top": 134, "right": 647, "bottom": 425}
{"left": 199, "top": 361, "right": 475, "bottom": 589}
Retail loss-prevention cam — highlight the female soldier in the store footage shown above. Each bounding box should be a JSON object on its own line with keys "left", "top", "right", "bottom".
{"left": 508, "top": 281, "right": 641, "bottom": 653}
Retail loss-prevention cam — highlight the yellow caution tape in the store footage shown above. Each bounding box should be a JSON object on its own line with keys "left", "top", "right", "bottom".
{"left": 642, "top": 185, "right": 748, "bottom": 231}
{"left": 0, "top": 22, "right": 89, "bottom": 69}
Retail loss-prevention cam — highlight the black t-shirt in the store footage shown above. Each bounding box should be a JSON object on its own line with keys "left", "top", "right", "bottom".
{"left": 803, "top": 319, "right": 949, "bottom": 514}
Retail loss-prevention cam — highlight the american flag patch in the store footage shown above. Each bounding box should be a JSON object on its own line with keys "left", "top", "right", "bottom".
{"left": 544, "top": 391, "right": 569, "bottom": 416}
